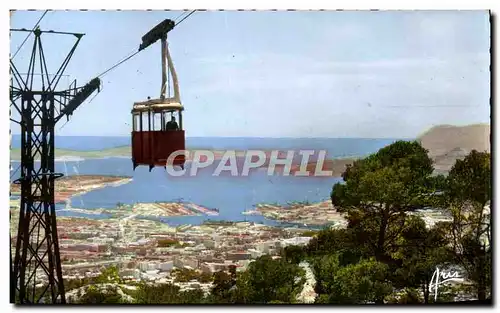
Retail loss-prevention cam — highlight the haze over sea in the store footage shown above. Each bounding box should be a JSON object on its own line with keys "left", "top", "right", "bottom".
{"left": 10, "top": 136, "right": 401, "bottom": 226}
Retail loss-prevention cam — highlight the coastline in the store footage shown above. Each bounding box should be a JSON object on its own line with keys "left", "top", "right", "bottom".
{"left": 10, "top": 175, "right": 133, "bottom": 203}
{"left": 243, "top": 201, "right": 348, "bottom": 227}
{"left": 10, "top": 146, "right": 354, "bottom": 178}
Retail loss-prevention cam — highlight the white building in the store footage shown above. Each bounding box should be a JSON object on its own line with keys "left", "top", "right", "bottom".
{"left": 146, "top": 269, "right": 160, "bottom": 275}
{"left": 158, "top": 261, "right": 174, "bottom": 272}
{"left": 248, "top": 248, "right": 263, "bottom": 259}
{"left": 281, "top": 237, "right": 312, "bottom": 247}
{"left": 139, "top": 262, "right": 149, "bottom": 272}
{"left": 256, "top": 240, "right": 278, "bottom": 253}
{"left": 120, "top": 269, "right": 140, "bottom": 280}
{"left": 147, "top": 263, "right": 158, "bottom": 271}
{"left": 174, "top": 257, "right": 198, "bottom": 269}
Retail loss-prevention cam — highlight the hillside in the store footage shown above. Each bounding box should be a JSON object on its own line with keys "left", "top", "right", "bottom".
{"left": 418, "top": 124, "right": 490, "bottom": 173}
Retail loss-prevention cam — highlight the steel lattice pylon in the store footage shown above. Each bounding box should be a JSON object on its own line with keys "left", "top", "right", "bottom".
{"left": 10, "top": 27, "right": 100, "bottom": 304}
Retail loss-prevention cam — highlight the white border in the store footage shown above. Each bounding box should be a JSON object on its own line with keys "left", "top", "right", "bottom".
{"left": 2, "top": 1, "right": 497, "bottom": 312}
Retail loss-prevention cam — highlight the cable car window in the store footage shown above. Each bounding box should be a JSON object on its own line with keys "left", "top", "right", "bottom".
{"left": 133, "top": 114, "right": 140, "bottom": 131}
{"left": 153, "top": 112, "right": 162, "bottom": 131}
{"left": 141, "top": 112, "right": 150, "bottom": 131}
{"left": 164, "top": 111, "right": 180, "bottom": 131}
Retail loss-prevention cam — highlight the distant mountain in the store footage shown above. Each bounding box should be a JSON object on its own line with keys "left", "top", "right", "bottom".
{"left": 418, "top": 124, "right": 490, "bottom": 174}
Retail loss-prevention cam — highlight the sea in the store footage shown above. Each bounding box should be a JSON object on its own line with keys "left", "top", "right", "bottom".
{"left": 10, "top": 136, "right": 402, "bottom": 227}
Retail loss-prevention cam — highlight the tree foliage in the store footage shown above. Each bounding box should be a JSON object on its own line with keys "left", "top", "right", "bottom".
{"left": 314, "top": 256, "right": 392, "bottom": 304}
{"left": 441, "top": 150, "right": 491, "bottom": 300}
{"left": 281, "top": 245, "right": 306, "bottom": 264}
{"left": 94, "top": 265, "right": 121, "bottom": 284}
{"left": 331, "top": 141, "right": 436, "bottom": 262}
{"left": 210, "top": 268, "right": 237, "bottom": 303}
{"left": 76, "top": 285, "right": 126, "bottom": 304}
{"left": 134, "top": 282, "right": 210, "bottom": 304}
{"left": 233, "top": 255, "right": 305, "bottom": 304}
{"left": 392, "top": 217, "right": 452, "bottom": 303}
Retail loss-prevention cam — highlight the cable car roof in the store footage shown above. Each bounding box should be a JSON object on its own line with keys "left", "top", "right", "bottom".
{"left": 132, "top": 97, "right": 184, "bottom": 113}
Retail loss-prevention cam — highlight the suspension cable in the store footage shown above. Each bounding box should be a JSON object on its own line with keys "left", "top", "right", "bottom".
{"left": 95, "top": 10, "right": 197, "bottom": 79}
{"left": 174, "top": 11, "right": 189, "bottom": 23}
{"left": 96, "top": 50, "right": 141, "bottom": 78}
{"left": 11, "top": 10, "right": 49, "bottom": 60}
{"left": 176, "top": 10, "right": 196, "bottom": 27}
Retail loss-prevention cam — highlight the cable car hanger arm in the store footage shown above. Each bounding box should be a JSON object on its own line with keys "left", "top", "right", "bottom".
{"left": 95, "top": 18, "right": 178, "bottom": 79}
{"left": 138, "top": 18, "right": 176, "bottom": 51}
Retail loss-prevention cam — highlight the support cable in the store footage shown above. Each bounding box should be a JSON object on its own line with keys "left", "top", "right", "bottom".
{"left": 95, "top": 50, "right": 140, "bottom": 78}
{"left": 174, "top": 11, "right": 189, "bottom": 23}
{"left": 176, "top": 10, "right": 196, "bottom": 27}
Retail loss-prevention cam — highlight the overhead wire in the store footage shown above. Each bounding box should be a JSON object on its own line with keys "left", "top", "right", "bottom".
{"left": 11, "top": 10, "right": 49, "bottom": 60}
{"left": 93, "top": 10, "right": 197, "bottom": 80}
{"left": 95, "top": 50, "right": 141, "bottom": 79}
{"left": 176, "top": 10, "right": 196, "bottom": 27}
{"left": 174, "top": 11, "right": 189, "bottom": 23}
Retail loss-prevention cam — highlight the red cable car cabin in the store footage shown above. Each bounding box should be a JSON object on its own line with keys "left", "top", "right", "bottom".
{"left": 131, "top": 38, "right": 185, "bottom": 171}
{"left": 131, "top": 100, "right": 185, "bottom": 170}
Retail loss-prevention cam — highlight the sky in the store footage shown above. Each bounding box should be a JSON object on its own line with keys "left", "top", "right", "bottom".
{"left": 9, "top": 10, "right": 491, "bottom": 138}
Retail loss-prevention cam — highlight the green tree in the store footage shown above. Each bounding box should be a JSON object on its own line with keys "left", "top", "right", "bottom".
{"left": 179, "top": 289, "right": 210, "bottom": 304}
{"left": 232, "top": 255, "right": 305, "bottom": 304}
{"left": 385, "top": 288, "right": 422, "bottom": 304}
{"left": 210, "top": 270, "right": 236, "bottom": 303}
{"left": 281, "top": 245, "right": 306, "bottom": 264}
{"left": 134, "top": 282, "right": 182, "bottom": 304}
{"left": 77, "top": 285, "right": 125, "bottom": 304}
{"left": 392, "top": 217, "right": 452, "bottom": 303}
{"left": 199, "top": 272, "right": 213, "bottom": 283}
{"left": 331, "top": 141, "right": 435, "bottom": 262}
{"left": 131, "top": 276, "right": 213, "bottom": 304}
{"left": 443, "top": 150, "right": 491, "bottom": 300}
{"left": 310, "top": 253, "right": 342, "bottom": 296}
{"left": 305, "top": 228, "right": 364, "bottom": 265}
{"left": 94, "top": 265, "right": 121, "bottom": 284}
{"left": 315, "top": 256, "right": 393, "bottom": 304}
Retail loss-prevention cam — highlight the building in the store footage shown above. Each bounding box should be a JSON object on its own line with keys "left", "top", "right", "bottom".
{"left": 139, "top": 262, "right": 149, "bottom": 272}
{"left": 120, "top": 269, "right": 140, "bottom": 280}
{"left": 174, "top": 257, "right": 198, "bottom": 269}
{"left": 256, "top": 240, "right": 278, "bottom": 253}
{"left": 200, "top": 262, "right": 228, "bottom": 273}
{"left": 158, "top": 261, "right": 174, "bottom": 272}
{"left": 147, "top": 263, "right": 158, "bottom": 271}
{"left": 226, "top": 252, "right": 252, "bottom": 261}
{"left": 248, "top": 248, "right": 263, "bottom": 259}
{"left": 281, "top": 237, "right": 312, "bottom": 247}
